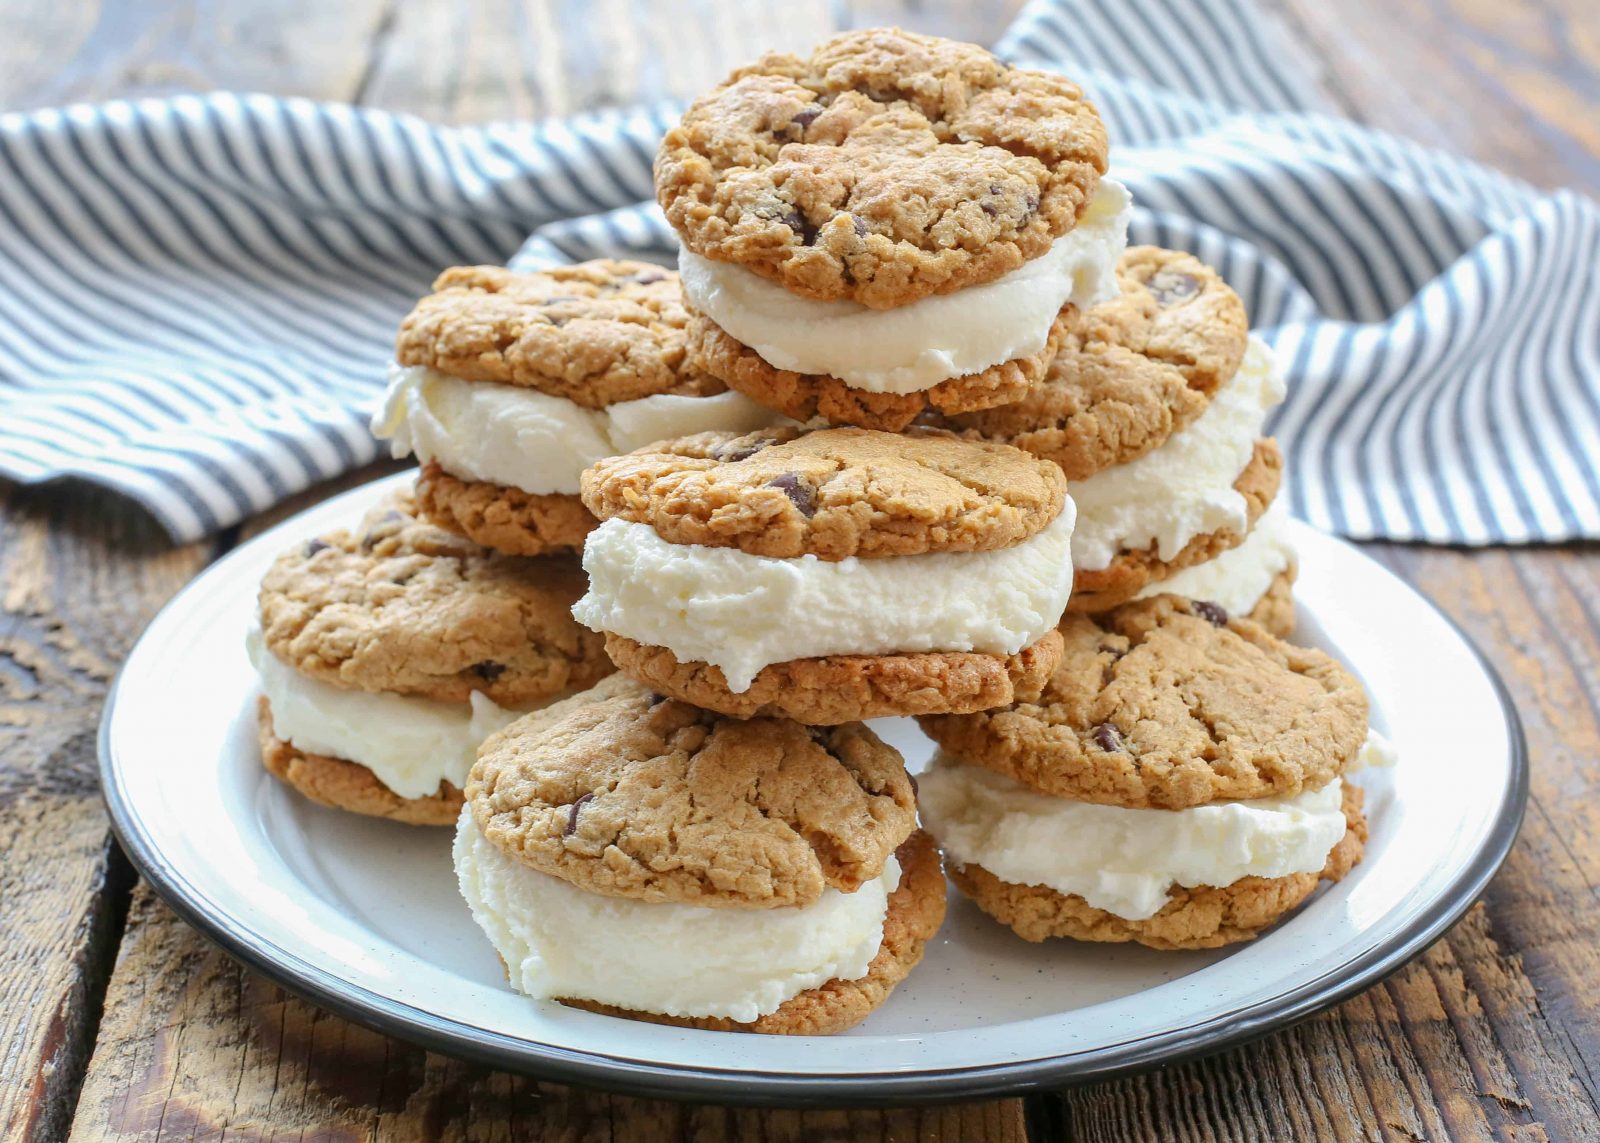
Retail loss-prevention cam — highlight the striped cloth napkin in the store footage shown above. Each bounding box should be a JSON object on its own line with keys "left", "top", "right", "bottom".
{"left": 1, "top": 0, "right": 1595, "bottom": 545}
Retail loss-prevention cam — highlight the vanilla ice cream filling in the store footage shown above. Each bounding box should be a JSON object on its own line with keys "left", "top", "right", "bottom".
{"left": 248, "top": 625, "right": 524, "bottom": 800}
{"left": 918, "top": 738, "right": 1387, "bottom": 921}
{"left": 677, "top": 180, "right": 1132, "bottom": 393}
{"left": 1133, "top": 498, "right": 1297, "bottom": 615}
{"left": 371, "top": 365, "right": 782, "bottom": 496}
{"left": 573, "top": 502, "right": 1077, "bottom": 692}
{"left": 453, "top": 808, "right": 898, "bottom": 1022}
{"left": 1071, "top": 336, "right": 1287, "bottom": 571}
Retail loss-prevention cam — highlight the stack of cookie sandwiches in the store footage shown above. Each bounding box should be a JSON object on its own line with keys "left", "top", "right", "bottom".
{"left": 249, "top": 493, "right": 612, "bottom": 824}
{"left": 917, "top": 596, "right": 1393, "bottom": 949}
{"left": 373, "top": 260, "right": 780, "bottom": 556}
{"left": 254, "top": 257, "right": 778, "bottom": 822}
{"left": 454, "top": 675, "right": 946, "bottom": 1033}
{"left": 661, "top": 28, "right": 1130, "bottom": 431}
{"left": 937, "top": 245, "right": 1297, "bottom": 635}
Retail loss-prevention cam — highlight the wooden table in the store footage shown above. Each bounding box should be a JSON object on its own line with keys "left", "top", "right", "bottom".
{"left": 3, "top": 2, "right": 1597, "bottom": 1139}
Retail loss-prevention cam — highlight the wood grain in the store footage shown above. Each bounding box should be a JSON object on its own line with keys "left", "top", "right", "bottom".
{"left": 0, "top": 485, "right": 214, "bottom": 1143}
{"left": 0, "top": 0, "right": 1026, "bottom": 119}
{"left": 1274, "top": 0, "right": 1600, "bottom": 191}
{"left": 70, "top": 885, "right": 1025, "bottom": 1143}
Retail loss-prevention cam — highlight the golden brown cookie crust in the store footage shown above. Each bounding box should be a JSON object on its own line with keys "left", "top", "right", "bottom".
{"left": 561, "top": 830, "right": 947, "bottom": 1034}
{"left": 604, "top": 628, "right": 1063, "bottom": 725}
{"left": 395, "top": 262, "right": 724, "bottom": 408}
{"left": 580, "top": 425, "right": 1068, "bottom": 560}
{"left": 919, "top": 595, "right": 1368, "bottom": 810}
{"left": 950, "top": 783, "right": 1367, "bottom": 950}
{"left": 258, "top": 698, "right": 462, "bottom": 826}
{"left": 655, "top": 28, "right": 1108, "bottom": 309}
{"left": 686, "top": 305, "right": 1071, "bottom": 432}
{"left": 258, "top": 489, "right": 612, "bottom": 706}
{"left": 468, "top": 675, "right": 917, "bottom": 909}
{"left": 1245, "top": 564, "right": 1298, "bottom": 640}
{"left": 1067, "top": 437, "right": 1283, "bottom": 612}
{"left": 415, "top": 463, "right": 597, "bottom": 557}
{"left": 939, "top": 246, "right": 1249, "bottom": 480}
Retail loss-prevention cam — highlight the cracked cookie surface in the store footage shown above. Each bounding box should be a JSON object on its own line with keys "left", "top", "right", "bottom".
{"left": 395, "top": 261, "right": 723, "bottom": 407}
{"left": 939, "top": 246, "right": 1250, "bottom": 480}
{"left": 258, "top": 489, "right": 612, "bottom": 706}
{"left": 919, "top": 594, "right": 1369, "bottom": 810}
{"left": 655, "top": 27, "right": 1108, "bottom": 308}
{"left": 951, "top": 784, "right": 1366, "bottom": 949}
{"left": 580, "top": 424, "right": 1068, "bottom": 560}
{"left": 467, "top": 675, "right": 917, "bottom": 908}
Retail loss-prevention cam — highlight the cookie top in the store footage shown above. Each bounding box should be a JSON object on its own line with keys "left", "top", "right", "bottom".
{"left": 395, "top": 261, "right": 724, "bottom": 408}
{"left": 940, "top": 247, "right": 1250, "bottom": 480}
{"left": 468, "top": 674, "right": 918, "bottom": 909}
{"left": 919, "top": 594, "right": 1369, "bottom": 810}
{"left": 259, "top": 490, "right": 612, "bottom": 706}
{"left": 655, "top": 27, "right": 1108, "bottom": 309}
{"left": 580, "top": 424, "right": 1068, "bottom": 560}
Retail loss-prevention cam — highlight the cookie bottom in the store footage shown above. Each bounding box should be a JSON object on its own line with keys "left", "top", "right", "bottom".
{"left": 561, "top": 830, "right": 946, "bottom": 1034}
{"left": 1068, "top": 437, "right": 1283, "bottom": 612}
{"left": 603, "top": 629, "right": 1064, "bottom": 725}
{"left": 686, "top": 307, "right": 1073, "bottom": 433}
{"left": 415, "top": 463, "right": 597, "bottom": 557}
{"left": 950, "top": 783, "right": 1366, "bottom": 950}
{"left": 257, "top": 697, "right": 462, "bottom": 826}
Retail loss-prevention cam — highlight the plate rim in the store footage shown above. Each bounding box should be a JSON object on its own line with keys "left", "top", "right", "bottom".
{"left": 99, "top": 493, "right": 1529, "bottom": 1108}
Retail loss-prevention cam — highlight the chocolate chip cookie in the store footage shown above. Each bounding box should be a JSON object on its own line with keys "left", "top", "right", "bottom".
{"left": 938, "top": 247, "right": 1250, "bottom": 480}
{"left": 919, "top": 594, "right": 1370, "bottom": 810}
{"left": 655, "top": 28, "right": 1108, "bottom": 308}
{"left": 579, "top": 424, "right": 1068, "bottom": 560}
{"left": 258, "top": 490, "right": 611, "bottom": 707}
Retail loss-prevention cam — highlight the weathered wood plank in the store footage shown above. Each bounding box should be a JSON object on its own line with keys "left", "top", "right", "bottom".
{"left": 1271, "top": 0, "right": 1600, "bottom": 190}
{"left": 0, "top": 1, "right": 392, "bottom": 112}
{"left": 68, "top": 884, "right": 1028, "bottom": 1142}
{"left": 0, "top": 484, "right": 215, "bottom": 1143}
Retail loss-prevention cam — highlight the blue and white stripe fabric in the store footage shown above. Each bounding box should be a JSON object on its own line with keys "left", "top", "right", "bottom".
{"left": 1, "top": 0, "right": 1595, "bottom": 544}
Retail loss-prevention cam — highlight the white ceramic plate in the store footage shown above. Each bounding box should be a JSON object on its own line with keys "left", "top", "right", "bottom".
{"left": 101, "top": 471, "right": 1526, "bottom": 1106}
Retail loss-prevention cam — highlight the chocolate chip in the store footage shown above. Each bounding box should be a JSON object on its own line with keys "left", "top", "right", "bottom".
{"left": 564, "top": 792, "right": 595, "bottom": 837}
{"left": 766, "top": 472, "right": 816, "bottom": 517}
{"left": 1024, "top": 194, "right": 1039, "bottom": 213}
{"left": 780, "top": 209, "right": 818, "bottom": 245}
{"left": 304, "top": 538, "right": 329, "bottom": 557}
{"left": 712, "top": 437, "right": 769, "bottom": 462}
{"left": 852, "top": 214, "right": 869, "bottom": 237}
{"left": 790, "top": 106, "right": 821, "bottom": 130}
{"left": 989, "top": 184, "right": 1002, "bottom": 195}
{"left": 1192, "top": 600, "right": 1229, "bottom": 627}
{"left": 980, "top": 202, "right": 998, "bottom": 216}
{"left": 1092, "top": 722, "right": 1123, "bottom": 752}
{"left": 1147, "top": 270, "right": 1200, "bottom": 308}
{"left": 470, "top": 660, "right": 507, "bottom": 682}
